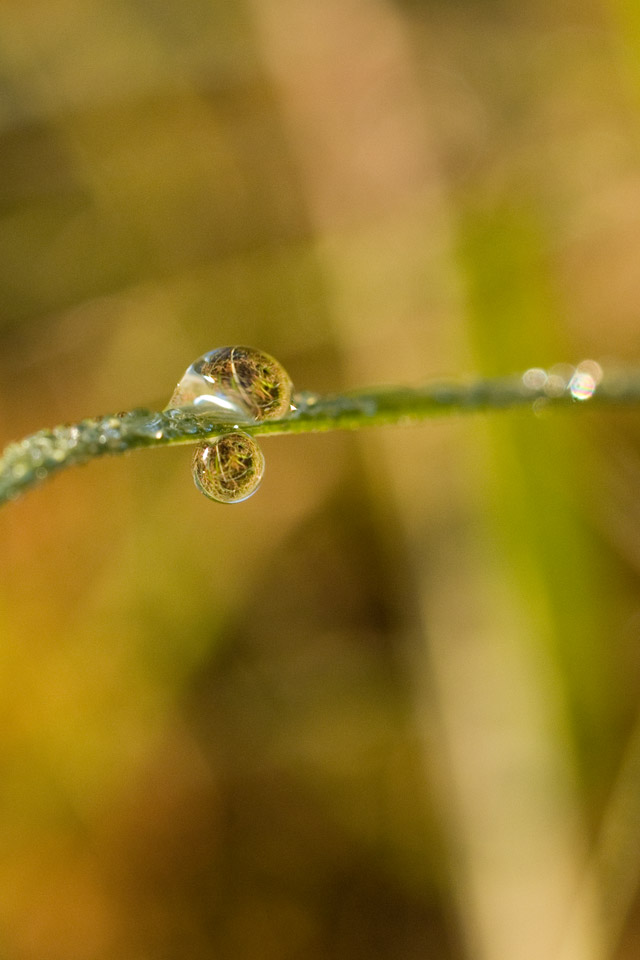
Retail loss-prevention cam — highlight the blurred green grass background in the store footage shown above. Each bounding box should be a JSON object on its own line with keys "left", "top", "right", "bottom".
{"left": 1, "top": 0, "right": 640, "bottom": 958}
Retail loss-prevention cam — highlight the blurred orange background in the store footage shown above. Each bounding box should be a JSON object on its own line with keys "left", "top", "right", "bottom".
{"left": 1, "top": 1, "right": 640, "bottom": 958}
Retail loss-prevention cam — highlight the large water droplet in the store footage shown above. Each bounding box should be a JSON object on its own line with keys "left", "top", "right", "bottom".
{"left": 166, "top": 346, "right": 293, "bottom": 422}
{"left": 192, "top": 432, "right": 265, "bottom": 503}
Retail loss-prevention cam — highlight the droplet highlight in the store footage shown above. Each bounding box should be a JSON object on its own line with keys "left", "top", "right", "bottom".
{"left": 192, "top": 432, "right": 265, "bottom": 504}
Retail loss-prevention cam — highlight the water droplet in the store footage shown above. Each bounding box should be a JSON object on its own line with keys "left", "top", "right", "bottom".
{"left": 570, "top": 359, "right": 602, "bottom": 400}
{"left": 544, "top": 374, "right": 568, "bottom": 397}
{"left": 522, "top": 367, "right": 548, "bottom": 391}
{"left": 133, "top": 412, "right": 166, "bottom": 438}
{"left": 192, "top": 432, "right": 265, "bottom": 504}
{"left": 569, "top": 370, "right": 597, "bottom": 401}
{"left": 290, "top": 390, "right": 321, "bottom": 414}
{"left": 576, "top": 359, "right": 603, "bottom": 383}
{"left": 166, "top": 346, "right": 293, "bottom": 423}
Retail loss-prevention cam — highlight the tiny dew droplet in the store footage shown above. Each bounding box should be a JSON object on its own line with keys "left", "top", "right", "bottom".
{"left": 167, "top": 346, "right": 293, "bottom": 422}
{"left": 192, "top": 432, "right": 265, "bottom": 504}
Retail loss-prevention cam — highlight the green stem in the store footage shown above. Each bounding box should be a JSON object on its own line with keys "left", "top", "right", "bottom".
{"left": 1, "top": 367, "right": 638, "bottom": 505}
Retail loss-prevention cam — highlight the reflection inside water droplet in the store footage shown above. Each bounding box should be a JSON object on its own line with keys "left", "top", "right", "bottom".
{"left": 192, "top": 432, "right": 265, "bottom": 503}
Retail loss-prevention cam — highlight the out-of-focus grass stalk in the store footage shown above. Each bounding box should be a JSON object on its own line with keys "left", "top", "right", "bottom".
{"left": 567, "top": 716, "right": 640, "bottom": 957}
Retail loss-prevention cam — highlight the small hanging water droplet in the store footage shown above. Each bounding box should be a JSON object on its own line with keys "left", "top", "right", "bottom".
{"left": 192, "top": 431, "right": 265, "bottom": 504}
{"left": 166, "top": 346, "right": 293, "bottom": 422}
